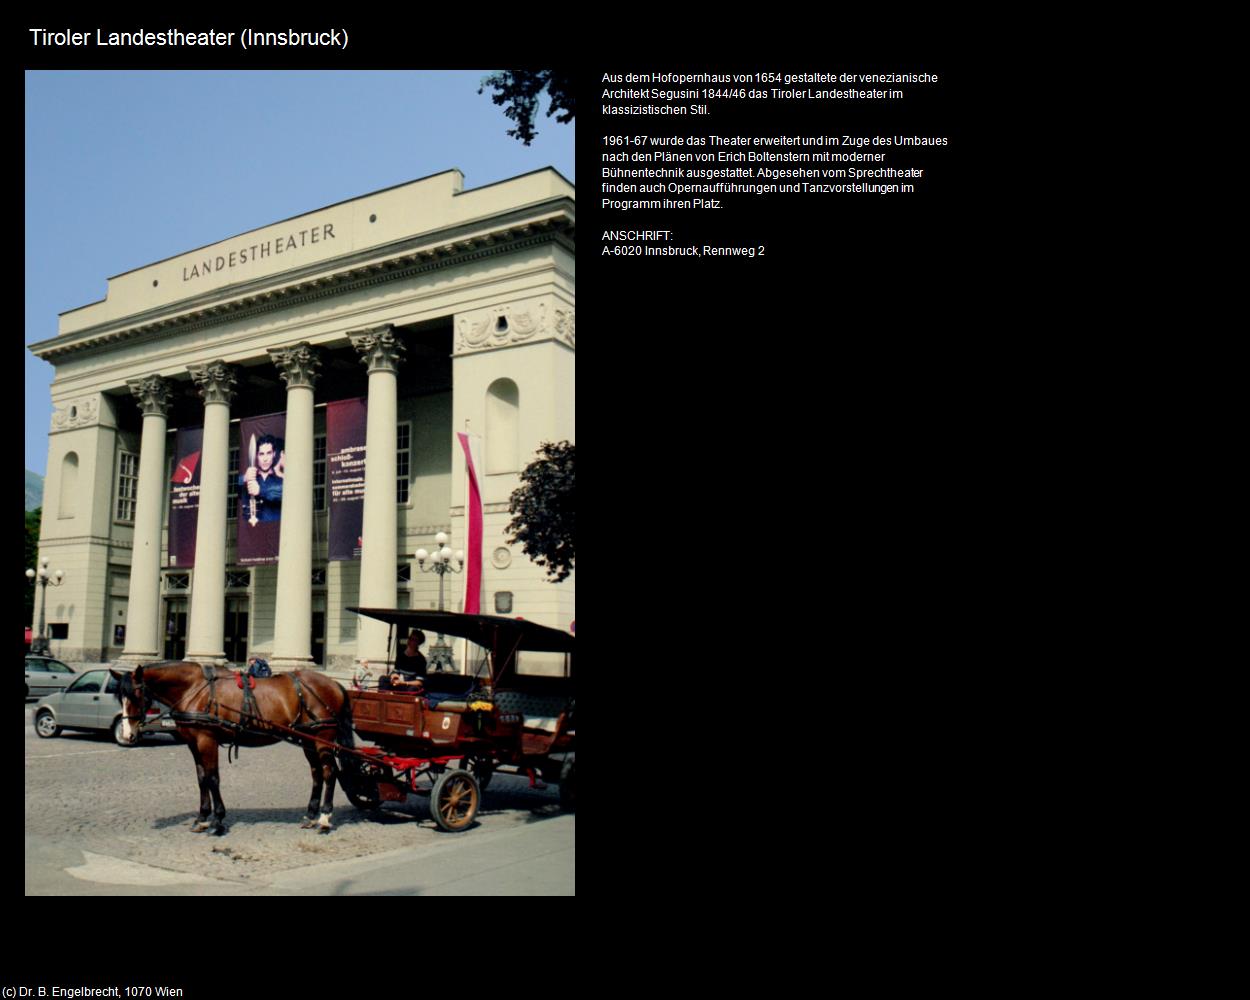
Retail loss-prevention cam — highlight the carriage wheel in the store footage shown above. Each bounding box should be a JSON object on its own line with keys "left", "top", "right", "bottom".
{"left": 558, "top": 757, "right": 576, "bottom": 811}
{"left": 345, "top": 784, "right": 382, "bottom": 811}
{"left": 339, "top": 755, "right": 383, "bottom": 811}
{"left": 430, "top": 769, "right": 479, "bottom": 833}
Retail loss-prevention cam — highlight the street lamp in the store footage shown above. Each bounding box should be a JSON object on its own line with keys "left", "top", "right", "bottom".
{"left": 25, "top": 557, "right": 64, "bottom": 656}
{"left": 415, "top": 531, "right": 463, "bottom": 671}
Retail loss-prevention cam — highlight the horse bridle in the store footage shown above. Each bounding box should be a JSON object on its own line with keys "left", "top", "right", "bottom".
{"left": 120, "top": 674, "right": 151, "bottom": 724}
{"left": 120, "top": 673, "right": 211, "bottom": 724}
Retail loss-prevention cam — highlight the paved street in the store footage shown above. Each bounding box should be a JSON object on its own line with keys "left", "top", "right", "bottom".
{"left": 24, "top": 705, "right": 574, "bottom": 895}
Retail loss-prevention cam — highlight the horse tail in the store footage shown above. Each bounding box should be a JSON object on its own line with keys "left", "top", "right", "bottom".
{"left": 334, "top": 679, "right": 355, "bottom": 750}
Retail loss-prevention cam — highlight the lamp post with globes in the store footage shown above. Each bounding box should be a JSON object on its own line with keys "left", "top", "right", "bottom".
{"left": 415, "top": 531, "right": 463, "bottom": 671}
{"left": 25, "top": 558, "right": 64, "bottom": 656}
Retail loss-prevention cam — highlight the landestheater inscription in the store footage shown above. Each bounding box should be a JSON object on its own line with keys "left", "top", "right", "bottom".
{"left": 183, "top": 224, "right": 336, "bottom": 282}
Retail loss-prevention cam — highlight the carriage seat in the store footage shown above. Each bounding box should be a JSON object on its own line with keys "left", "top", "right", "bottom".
{"left": 494, "top": 691, "right": 572, "bottom": 733}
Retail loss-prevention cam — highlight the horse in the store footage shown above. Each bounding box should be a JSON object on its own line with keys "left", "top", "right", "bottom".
{"left": 110, "top": 662, "right": 353, "bottom": 836}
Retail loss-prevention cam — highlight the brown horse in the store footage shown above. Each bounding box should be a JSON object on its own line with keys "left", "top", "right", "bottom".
{"left": 110, "top": 662, "right": 353, "bottom": 836}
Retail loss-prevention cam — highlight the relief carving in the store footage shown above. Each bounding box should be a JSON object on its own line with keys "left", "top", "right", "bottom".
{"left": 455, "top": 302, "right": 548, "bottom": 354}
{"left": 51, "top": 396, "right": 101, "bottom": 430}
{"left": 554, "top": 308, "right": 575, "bottom": 349}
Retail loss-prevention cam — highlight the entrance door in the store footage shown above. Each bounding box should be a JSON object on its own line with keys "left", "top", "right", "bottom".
{"left": 224, "top": 597, "right": 249, "bottom": 665}
{"left": 164, "top": 600, "right": 187, "bottom": 660}
{"left": 311, "top": 610, "right": 326, "bottom": 666}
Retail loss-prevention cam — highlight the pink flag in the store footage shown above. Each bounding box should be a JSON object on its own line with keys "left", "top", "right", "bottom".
{"left": 457, "top": 431, "right": 484, "bottom": 614}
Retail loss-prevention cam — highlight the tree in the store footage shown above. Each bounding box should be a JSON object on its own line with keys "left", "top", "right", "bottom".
{"left": 479, "top": 71, "right": 575, "bottom": 146}
{"left": 507, "top": 442, "right": 575, "bottom": 582}
{"left": 25, "top": 507, "right": 40, "bottom": 624}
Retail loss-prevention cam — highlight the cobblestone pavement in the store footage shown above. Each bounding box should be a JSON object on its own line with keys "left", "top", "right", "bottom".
{"left": 25, "top": 706, "right": 570, "bottom": 886}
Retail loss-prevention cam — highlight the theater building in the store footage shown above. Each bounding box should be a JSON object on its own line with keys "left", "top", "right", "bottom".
{"left": 28, "top": 168, "right": 575, "bottom": 675}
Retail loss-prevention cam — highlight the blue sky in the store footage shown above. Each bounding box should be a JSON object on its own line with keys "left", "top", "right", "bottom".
{"left": 24, "top": 70, "right": 575, "bottom": 476}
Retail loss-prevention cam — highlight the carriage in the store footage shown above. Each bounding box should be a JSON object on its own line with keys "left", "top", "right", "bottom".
{"left": 334, "top": 608, "right": 576, "bottom": 832}
{"left": 109, "top": 608, "right": 574, "bottom": 836}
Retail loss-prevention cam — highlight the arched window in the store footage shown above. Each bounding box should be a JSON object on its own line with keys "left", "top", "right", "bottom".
{"left": 59, "top": 452, "right": 79, "bottom": 518}
{"left": 486, "top": 378, "right": 520, "bottom": 474}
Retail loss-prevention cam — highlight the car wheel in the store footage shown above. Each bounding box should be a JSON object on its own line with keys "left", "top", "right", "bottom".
{"left": 113, "top": 717, "right": 139, "bottom": 747}
{"left": 35, "top": 711, "right": 60, "bottom": 739}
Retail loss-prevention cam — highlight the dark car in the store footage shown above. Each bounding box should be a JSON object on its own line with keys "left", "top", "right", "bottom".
{"left": 31, "top": 668, "right": 176, "bottom": 746}
{"left": 25, "top": 655, "right": 76, "bottom": 700}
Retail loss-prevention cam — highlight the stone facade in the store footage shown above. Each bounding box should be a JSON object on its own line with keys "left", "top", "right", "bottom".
{"left": 30, "top": 169, "right": 575, "bottom": 675}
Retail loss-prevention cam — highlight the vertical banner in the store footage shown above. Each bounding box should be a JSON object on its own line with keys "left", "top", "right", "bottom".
{"left": 327, "top": 398, "right": 367, "bottom": 561}
{"left": 237, "top": 412, "right": 286, "bottom": 565}
{"left": 457, "top": 431, "right": 484, "bottom": 615}
{"left": 167, "top": 426, "right": 202, "bottom": 567}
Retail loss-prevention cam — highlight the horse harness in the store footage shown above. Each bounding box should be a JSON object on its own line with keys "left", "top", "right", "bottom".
{"left": 159, "top": 665, "right": 341, "bottom": 761}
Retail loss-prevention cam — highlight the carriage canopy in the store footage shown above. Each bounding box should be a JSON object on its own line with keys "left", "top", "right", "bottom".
{"left": 347, "top": 608, "right": 575, "bottom": 685}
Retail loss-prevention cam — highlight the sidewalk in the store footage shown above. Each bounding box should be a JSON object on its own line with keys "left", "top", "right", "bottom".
{"left": 26, "top": 814, "right": 575, "bottom": 896}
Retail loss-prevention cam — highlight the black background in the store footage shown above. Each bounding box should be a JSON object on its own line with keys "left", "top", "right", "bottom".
{"left": 14, "top": 19, "right": 990, "bottom": 927}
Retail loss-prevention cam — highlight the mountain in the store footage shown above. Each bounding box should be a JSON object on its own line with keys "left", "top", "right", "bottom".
{"left": 25, "top": 470, "right": 43, "bottom": 512}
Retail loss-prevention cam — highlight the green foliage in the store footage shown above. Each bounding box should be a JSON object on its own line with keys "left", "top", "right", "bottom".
{"left": 507, "top": 442, "right": 575, "bottom": 582}
{"left": 479, "top": 71, "right": 575, "bottom": 146}
{"left": 25, "top": 508, "right": 40, "bottom": 623}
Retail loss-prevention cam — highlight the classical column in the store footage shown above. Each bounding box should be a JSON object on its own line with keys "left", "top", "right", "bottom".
{"left": 185, "top": 361, "right": 237, "bottom": 663}
{"left": 351, "top": 325, "right": 406, "bottom": 665}
{"left": 120, "top": 375, "right": 173, "bottom": 663}
{"left": 269, "top": 343, "right": 321, "bottom": 671}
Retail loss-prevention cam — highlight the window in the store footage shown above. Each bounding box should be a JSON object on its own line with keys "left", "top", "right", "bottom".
{"left": 397, "top": 422, "right": 411, "bottom": 504}
{"left": 227, "top": 446, "right": 239, "bottom": 519}
{"left": 397, "top": 563, "right": 411, "bottom": 584}
{"left": 314, "top": 435, "right": 327, "bottom": 511}
{"left": 165, "top": 573, "right": 191, "bottom": 592}
{"left": 226, "top": 570, "right": 250, "bottom": 590}
{"left": 116, "top": 452, "right": 139, "bottom": 522}
{"left": 67, "top": 671, "right": 104, "bottom": 694}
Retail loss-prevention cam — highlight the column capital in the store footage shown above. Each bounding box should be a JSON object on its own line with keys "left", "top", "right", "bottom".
{"left": 269, "top": 342, "right": 322, "bottom": 390}
{"left": 350, "top": 324, "right": 406, "bottom": 374}
{"left": 187, "top": 360, "right": 238, "bottom": 406}
{"left": 127, "top": 375, "right": 173, "bottom": 417}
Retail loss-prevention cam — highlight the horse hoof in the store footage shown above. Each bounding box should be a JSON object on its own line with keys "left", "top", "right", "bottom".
{"left": 191, "top": 822, "right": 208, "bottom": 833}
{"left": 318, "top": 825, "right": 332, "bottom": 835}
{"left": 211, "top": 825, "right": 226, "bottom": 837}
{"left": 300, "top": 818, "right": 315, "bottom": 829}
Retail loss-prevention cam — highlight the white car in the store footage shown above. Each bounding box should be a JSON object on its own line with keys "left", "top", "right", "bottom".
{"left": 25, "top": 655, "right": 76, "bottom": 700}
{"left": 32, "top": 668, "right": 176, "bottom": 746}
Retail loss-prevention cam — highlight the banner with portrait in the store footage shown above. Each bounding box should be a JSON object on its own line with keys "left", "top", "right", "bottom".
{"left": 167, "top": 426, "right": 202, "bottom": 567}
{"left": 237, "top": 412, "right": 286, "bottom": 565}
{"left": 327, "top": 397, "right": 367, "bottom": 561}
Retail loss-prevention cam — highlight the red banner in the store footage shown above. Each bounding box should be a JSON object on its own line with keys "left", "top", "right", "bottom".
{"left": 237, "top": 412, "right": 286, "bottom": 565}
{"left": 457, "top": 431, "right": 483, "bottom": 614}
{"left": 167, "top": 426, "right": 202, "bottom": 567}
{"left": 327, "top": 398, "right": 367, "bottom": 561}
